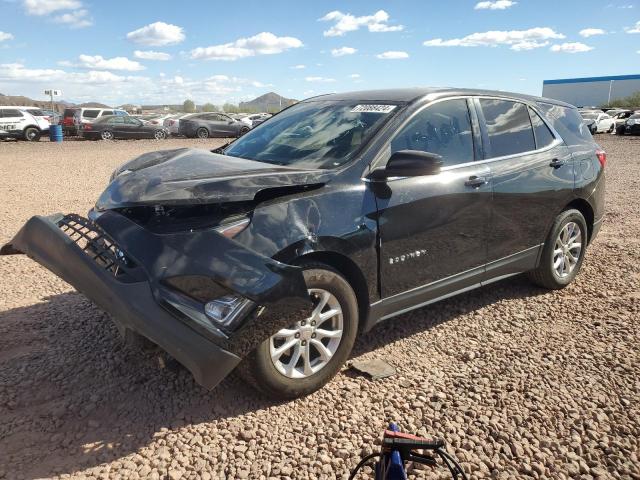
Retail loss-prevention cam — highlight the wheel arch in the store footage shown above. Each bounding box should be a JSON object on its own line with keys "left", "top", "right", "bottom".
{"left": 285, "top": 248, "right": 371, "bottom": 332}
{"left": 564, "top": 198, "right": 595, "bottom": 244}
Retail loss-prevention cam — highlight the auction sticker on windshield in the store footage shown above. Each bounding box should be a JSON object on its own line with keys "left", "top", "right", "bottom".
{"left": 350, "top": 105, "right": 397, "bottom": 114}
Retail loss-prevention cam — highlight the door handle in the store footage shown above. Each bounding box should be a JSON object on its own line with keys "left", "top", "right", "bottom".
{"left": 549, "top": 158, "right": 566, "bottom": 168}
{"left": 464, "top": 176, "right": 487, "bottom": 188}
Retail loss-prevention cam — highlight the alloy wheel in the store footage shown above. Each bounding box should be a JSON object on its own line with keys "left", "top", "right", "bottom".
{"left": 101, "top": 130, "right": 113, "bottom": 140}
{"left": 154, "top": 130, "right": 165, "bottom": 140}
{"left": 25, "top": 129, "right": 38, "bottom": 141}
{"left": 269, "top": 288, "right": 343, "bottom": 379}
{"left": 553, "top": 221, "right": 582, "bottom": 278}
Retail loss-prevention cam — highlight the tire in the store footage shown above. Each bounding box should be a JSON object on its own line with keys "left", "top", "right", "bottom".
{"left": 196, "top": 127, "right": 209, "bottom": 139}
{"left": 239, "top": 263, "right": 358, "bottom": 399}
{"left": 238, "top": 126, "right": 250, "bottom": 137}
{"left": 528, "top": 209, "right": 588, "bottom": 290}
{"left": 101, "top": 130, "right": 114, "bottom": 141}
{"left": 608, "top": 124, "right": 614, "bottom": 133}
{"left": 24, "top": 127, "right": 40, "bottom": 142}
{"left": 154, "top": 129, "right": 167, "bottom": 140}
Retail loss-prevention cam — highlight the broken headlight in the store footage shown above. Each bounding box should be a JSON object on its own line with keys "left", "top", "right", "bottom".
{"left": 204, "top": 295, "right": 254, "bottom": 330}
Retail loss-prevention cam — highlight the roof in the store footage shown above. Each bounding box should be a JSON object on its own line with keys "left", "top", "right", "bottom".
{"left": 303, "top": 87, "right": 573, "bottom": 107}
{"left": 543, "top": 74, "right": 640, "bottom": 85}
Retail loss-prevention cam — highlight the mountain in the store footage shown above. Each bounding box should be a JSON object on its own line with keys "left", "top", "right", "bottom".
{"left": 0, "top": 93, "right": 110, "bottom": 112}
{"left": 239, "top": 92, "right": 297, "bottom": 113}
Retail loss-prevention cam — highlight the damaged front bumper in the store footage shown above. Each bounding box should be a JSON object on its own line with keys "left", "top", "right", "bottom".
{"left": 1, "top": 211, "right": 311, "bottom": 389}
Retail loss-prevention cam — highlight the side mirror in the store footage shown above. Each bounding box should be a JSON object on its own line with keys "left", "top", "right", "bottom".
{"left": 369, "top": 150, "right": 443, "bottom": 180}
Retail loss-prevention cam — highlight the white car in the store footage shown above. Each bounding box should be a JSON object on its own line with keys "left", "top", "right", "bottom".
{"left": 580, "top": 111, "right": 615, "bottom": 133}
{"left": 0, "top": 106, "right": 50, "bottom": 141}
{"left": 239, "top": 113, "right": 272, "bottom": 127}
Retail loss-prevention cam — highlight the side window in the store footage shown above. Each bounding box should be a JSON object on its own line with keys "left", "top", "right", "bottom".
{"left": 528, "top": 107, "right": 555, "bottom": 149}
{"left": 124, "top": 117, "right": 141, "bottom": 125}
{"left": 537, "top": 103, "right": 594, "bottom": 147}
{"left": 479, "top": 99, "right": 535, "bottom": 158}
{"left": 101, "top": 110, "right": 114, "bottom": 116}
{"left": 109, "top": 117, "right": 124, "bottom": 124}
{"left": 2, "top": 109, "right": 23, "bottom": 118}
{"left": 390, "top": 99, "right": 474, "bottom": 167}
{"left": 83, "top": 109, "right": 100, "bottom": 119}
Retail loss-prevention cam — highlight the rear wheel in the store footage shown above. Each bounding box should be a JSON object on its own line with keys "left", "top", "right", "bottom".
{"left": 24, "top": 127, "right": 40, "bottom": 142}
{"left": 101, "top": 130, "right": 114, "bottom": 141}
{"left": 608, "top": 124, "right": 614, "bottom": 133}
{"left": 238, "top": 126, "right": 250, "bottom": 137}
{"left": 239, "top": 264, "right": 358, "bottom": 399}
{"left": 196, "top": 127, "right": 209, "bottom": 139}
{"left": 528, "top": 209, "right": 587, "bottom": 289}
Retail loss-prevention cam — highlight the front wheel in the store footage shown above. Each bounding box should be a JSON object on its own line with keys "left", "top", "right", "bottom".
{"left": 238, "top": 126, "right": 250, "bottom": 137}
{"left": 528, "top": 209, "right": 588, "bottom": 289}
{"left": 101, "top": 130, "right": 114, "bottom": 141}
{"left": 239, "top": 264, "right": 358, "bottom": 399}
{"left": 24, "top": 127, "right": 40, "bottom": 142}
{"left": 154, "top": 129, "right": 167, "bottom": 140}
{"left": 608, "top": 124, "right": 615, "bottom": 133}
{"left": 196, "top": 127, "right": 209, "bottom": 139}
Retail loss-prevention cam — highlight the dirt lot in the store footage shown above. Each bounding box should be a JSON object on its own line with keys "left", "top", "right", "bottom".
{"left": 0, "top": 135, "right": 638, "bottom": 480}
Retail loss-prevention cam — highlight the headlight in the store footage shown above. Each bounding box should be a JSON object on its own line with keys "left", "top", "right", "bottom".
{"left": 205, "top": 295, "right": 253, "bottom": 329}
{"left": 214, "top": 217, "right": 250, "bottom": 238}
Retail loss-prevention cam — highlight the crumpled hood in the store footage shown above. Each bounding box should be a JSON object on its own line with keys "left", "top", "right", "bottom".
{"left": 96, "top": 148, "right": 331, "bottom": 210}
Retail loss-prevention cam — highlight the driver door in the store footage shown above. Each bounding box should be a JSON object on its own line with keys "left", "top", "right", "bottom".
{"left": 372, "top": 98, "right": 492, "bottom": 304}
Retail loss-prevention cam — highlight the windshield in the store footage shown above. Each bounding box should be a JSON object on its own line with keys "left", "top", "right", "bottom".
{"left": 224, "top": 100, "right": 400, "bottom": 169}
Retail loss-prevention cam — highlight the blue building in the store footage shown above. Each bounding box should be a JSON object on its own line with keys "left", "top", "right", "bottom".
{"left": 542, "top": 74, "right": 640, "bottom": 108}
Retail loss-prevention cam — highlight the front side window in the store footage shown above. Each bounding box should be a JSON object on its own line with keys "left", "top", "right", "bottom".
{"left": 101, "top": 110, "right": 114, "bottom": 116}
{"left": 225, "top": 100, "right": 399, "bottom": 169}
{"left": 83, "top": 109, "right": 100, "bottom": 119}
{"left": 124, "top": 117, "right": 141, "bottom": 125}
{"left": 529, "top": 107, "right": 555, "bottom": 149}
{"left": 390, "top": 99, "right": 474, "bottom": 167}
{"left": 479, "top": 99, "right": 535, "bottom": 158}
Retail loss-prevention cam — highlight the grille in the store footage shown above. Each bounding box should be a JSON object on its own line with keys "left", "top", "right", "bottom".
{"left": 57, "top": 214, "right": 135, "bottom": 279}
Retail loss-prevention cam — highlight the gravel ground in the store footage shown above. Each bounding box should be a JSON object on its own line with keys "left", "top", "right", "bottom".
{"left": 0, "top": 135, "right": 638, "bottom": 480}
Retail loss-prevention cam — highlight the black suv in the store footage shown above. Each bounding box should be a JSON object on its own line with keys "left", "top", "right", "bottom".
{"left": 2, "top": 88, "right": 605, "bottom": 399}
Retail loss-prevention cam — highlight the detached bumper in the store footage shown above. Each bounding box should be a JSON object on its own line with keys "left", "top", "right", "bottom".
{"left": 2, "top": 212, "right": 311, "bottom": 389}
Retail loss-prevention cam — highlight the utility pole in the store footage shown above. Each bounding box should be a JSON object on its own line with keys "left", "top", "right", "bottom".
{"left": 607, "top": 80, "right": 614, "bottom": 107}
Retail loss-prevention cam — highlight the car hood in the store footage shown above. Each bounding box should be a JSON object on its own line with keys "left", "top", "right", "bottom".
{"left": 95, "top": 147, "right": 331, "bottom": 210}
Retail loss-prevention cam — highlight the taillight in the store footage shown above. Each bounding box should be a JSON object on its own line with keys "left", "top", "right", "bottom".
{"left": 169, "top": 120, "right": 175, "bottom": 126}
{"left": 596, "top": 148, "right": 606, "bottom": 168}
{"left": 83, "top": 123, "right": 92, "bottom": 131}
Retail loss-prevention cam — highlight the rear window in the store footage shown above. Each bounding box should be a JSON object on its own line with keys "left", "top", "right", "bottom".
{"left": 479, "top": 99, "right": 535, "bottom": 158}
{"left": 63, "top": 109, "right": 78, "bottom": 118}
{"left": 83, "top": 109, "right": 100, "bottom": 119}
{"left": 538, "top": 103, "right": 594, "bottom": 147}
{"left": 25, "top": 108, "right": 45, "bottom": 116}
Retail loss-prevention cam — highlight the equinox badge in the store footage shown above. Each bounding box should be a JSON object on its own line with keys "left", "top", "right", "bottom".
{"left": 389, "top": 249, "right": 427, "bottom": 265}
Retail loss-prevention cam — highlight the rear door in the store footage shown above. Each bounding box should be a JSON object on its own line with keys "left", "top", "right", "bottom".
{"left": 107, "top": 117, "right": 126, "bottom": 137}
{"left": 374, "top": 97, "right": 491, "bottom": 305}
{"left": 476, "top": 98, "right": 574, "bottom": 278}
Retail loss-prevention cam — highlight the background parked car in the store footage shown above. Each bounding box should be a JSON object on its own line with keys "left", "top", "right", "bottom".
{"left": 61, "top": 107, "right": 128, "bottom": 136}
{"left": 163, "top": 113, "right": 197, "bottom": 136}
{"left": 580, "top": 111, "right": 615, "bottom": 133}
{"left": 621, "top": 112, "right": 640, "bottom": 135}
{"left": 178, "top": 112, "right": 250, "bottom": 138}
{"left": 611, "top": 110, "right": 636, "bottom": 134}
{"left": 239, "top": 113, "right": 272, "bottom": 128}
{"left": 0, "top": 106, "right": 50, "bottom": 141}
{"left": 80, "top": 115, "right": 168, "bottom": 140}
{"left": 583, "top": 118, "right": 597, "bottom": 135}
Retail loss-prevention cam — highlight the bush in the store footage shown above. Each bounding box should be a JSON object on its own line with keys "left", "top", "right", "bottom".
{"left": 602, "top": 91, "right": 640, "bottom": 109}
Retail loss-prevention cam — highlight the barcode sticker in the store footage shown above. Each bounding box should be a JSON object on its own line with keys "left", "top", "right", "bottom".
{"left": 350, "top": 104, "right": 397, "bottom": 114}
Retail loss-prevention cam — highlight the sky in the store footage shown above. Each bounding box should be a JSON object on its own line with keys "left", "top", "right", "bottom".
{"left": 0, "top": 0, "right": 639, "bottom": 106}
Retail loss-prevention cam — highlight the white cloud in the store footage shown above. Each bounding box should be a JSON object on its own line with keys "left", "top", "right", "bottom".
{"left": 52, "top": 9, "right": 92, "bottom": 28}
{"left": 579, "top": 28, "right": 606, "bottom": 37}
{"left": 550, "top": 42, "right": 594, "bottom": 53}
{"left": 23, "top": 0, "right": 80, "bottom": 15}
{"left": 126, "top": 22, "right": 185, "bottom": 46}
{"left": 319, "top": 10, "right": 403, "bottom": 37}
{"left": 376, "top": 50, "right": 409, "bottom": 59}
{"left": 424, "top": 27, "right": 565, "bottom": 51}
{"left": 291, "top": 64, "right": 306, "bottom": 69}
{"left": 0, "top": 31, "right": 13, "bottom": 42}
{"left": 331, "top": 46, "right": 357, "bottom": 57}
{"left": 474, "top": 0, "right": 517, "bottom": 10}
{"left": 77, "top": 54, "right": 145, "bottom": 71}
{"left": 349, "top": 73, "right": 360, "bottom": 78}
{"left": 305, "top": 76, "right": 336, "bottom": 82}
{"left": 190, "top": 32, "right": 303, "bottom": 61}
{"left": 625, "top": 21, "right": 640, "bottom": 33}
{"left": 133, "top": 50, "right": 172, "bottom": 61}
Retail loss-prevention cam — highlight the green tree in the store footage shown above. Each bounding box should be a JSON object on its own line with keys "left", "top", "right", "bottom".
{"left": 183, "top": 99, "right": 196, "bottom": 113}
{"left": 601, "top": 90, "right": 640, "bottom": 109}
{"left": 222, "top": 103, "right": 239, "bottom": 113}
{"left": 202, "top": 103, "right": 217, "bottom": 112}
